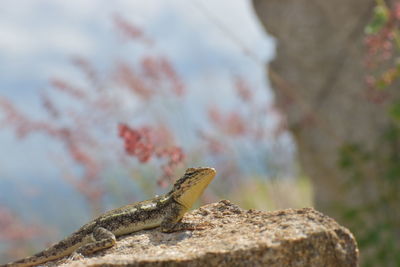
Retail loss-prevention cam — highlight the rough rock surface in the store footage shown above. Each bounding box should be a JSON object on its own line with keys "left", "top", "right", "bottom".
{"left": 50, "top": 200, "right": 358, "bottom": 267}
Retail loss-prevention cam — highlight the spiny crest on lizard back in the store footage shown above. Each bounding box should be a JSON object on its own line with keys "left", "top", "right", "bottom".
{"left": 170, "top": 167, "right": 216, "bottom": 209}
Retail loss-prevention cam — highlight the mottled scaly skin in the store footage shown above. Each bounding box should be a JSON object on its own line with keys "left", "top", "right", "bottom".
{"left": 2, "top": 167, "right": 216, "bottom": 267}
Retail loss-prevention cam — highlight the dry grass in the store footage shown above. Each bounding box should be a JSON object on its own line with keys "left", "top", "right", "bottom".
{"left": 230, "top": 176, "right": 313, "bottom": 211}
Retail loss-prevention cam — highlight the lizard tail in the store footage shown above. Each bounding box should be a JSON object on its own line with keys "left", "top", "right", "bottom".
{"left": 2, "top": 251, "right": 62, "bottom": 267}
{"left": 1, "top": 237, "right": 82, "bottom": 267}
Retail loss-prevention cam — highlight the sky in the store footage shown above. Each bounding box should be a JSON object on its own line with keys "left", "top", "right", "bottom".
{"left": 0, "top": 0, "right": 274, "bottom": 97}
{"left": 0, "top": 0, "right": 276, "bottom": 180}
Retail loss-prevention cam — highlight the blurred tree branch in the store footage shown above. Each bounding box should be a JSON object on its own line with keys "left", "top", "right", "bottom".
{"left": 253, "top": 0, "right": 400, "bottom": 265}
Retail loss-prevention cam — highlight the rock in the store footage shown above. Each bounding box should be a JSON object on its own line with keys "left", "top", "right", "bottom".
{"left": 54, "top": 200, "right": 358, "bottom": 267}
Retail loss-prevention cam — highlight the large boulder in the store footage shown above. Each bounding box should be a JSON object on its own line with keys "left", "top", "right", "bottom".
{"left": 54, "top": 200, "right": 358, "bottom": 267}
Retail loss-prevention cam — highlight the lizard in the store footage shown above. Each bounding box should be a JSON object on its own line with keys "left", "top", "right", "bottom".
{"left": 1, "top": 167, "right": 216, "bottom": 267}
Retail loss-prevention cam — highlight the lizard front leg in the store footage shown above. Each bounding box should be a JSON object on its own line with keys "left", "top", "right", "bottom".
{"left": 74, "top": 227, "right": 116, "bottom": 256}
{"left": 160, "top": 201, "right": 209, "bottom": 232}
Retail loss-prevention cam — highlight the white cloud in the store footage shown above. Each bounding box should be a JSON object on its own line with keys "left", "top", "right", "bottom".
{"left": 0, "top": 23, "right": 33, "bottom": 55}
{"left": 0, "top": 0, "right": 274, "bottom": 104}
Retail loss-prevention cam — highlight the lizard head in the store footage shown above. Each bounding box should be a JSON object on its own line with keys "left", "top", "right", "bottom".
{"left": 170, "top": 167, "right": 216, "bottom": 210}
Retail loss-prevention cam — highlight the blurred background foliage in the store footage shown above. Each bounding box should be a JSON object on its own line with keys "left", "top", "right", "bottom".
{"left": 253, "top": 0, "right": 400, "bottom": 266}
